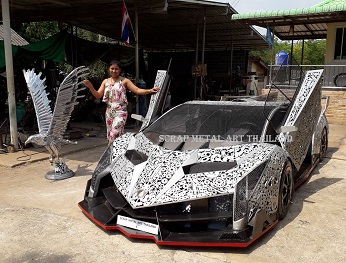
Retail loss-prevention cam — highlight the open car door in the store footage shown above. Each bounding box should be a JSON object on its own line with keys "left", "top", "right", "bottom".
{"left": 278, "top": 69, "right": 324, "bottom": 170}
{"left": 131, "top": 69, "right": 171, "bottom": 131}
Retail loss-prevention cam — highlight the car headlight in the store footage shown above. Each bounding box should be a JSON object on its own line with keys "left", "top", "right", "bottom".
{"left": 89, "top": 143, "right": 113, "bottom": 197}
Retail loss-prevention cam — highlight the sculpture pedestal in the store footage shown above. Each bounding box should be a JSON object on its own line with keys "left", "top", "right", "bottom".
{"left": 45, "top": 161, "right": 75, "bottom": 180}
{"left": 45, "top": 170, "right": 74, "bottom": 180}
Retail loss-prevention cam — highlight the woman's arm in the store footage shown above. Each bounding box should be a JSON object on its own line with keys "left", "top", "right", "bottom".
{"left": 123, "top": 78, "right": 159, "bottom": 95}
{"left": 83, "top": 79, "right": 106, "bottom": 99}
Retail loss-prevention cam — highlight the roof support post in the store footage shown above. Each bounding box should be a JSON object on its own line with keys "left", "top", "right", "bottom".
{"left": 1, "top": 0, "right": 18, "bottom": 151}
{"left": 289, "top": 39, "right": 294, "bottom": 85}
{"left": 135, "top": 2, "right": 139, "bottom": 118}
{"left": 300, "top": 39, "right": 305, "bottom": 65}
{"left": 200, "top": 16, "right": 206, "bottom": 99}
{"left": 229, "top": 37, "right": 233, "bottom": 95}
{"left": 269, "top": 25, "right": 275, "bottom": 87}
{"left": 201, "top": 16, "right": 206, "bottom": 64}
{"left": 135, "top": 2, "right": 139, "bottom": 85}
{"left": 194, "top": 20, "right": 199, "bottom": 100}
{"left": 300, "top": 39, "right": 305, "bottom": 80}
{"left": 195, "top": 20, "right": 199, "bottom": 64}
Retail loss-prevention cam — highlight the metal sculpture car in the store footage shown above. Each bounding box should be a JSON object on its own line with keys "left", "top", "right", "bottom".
{"left": 79, "top": 69, "right": 328, "bottom": 247}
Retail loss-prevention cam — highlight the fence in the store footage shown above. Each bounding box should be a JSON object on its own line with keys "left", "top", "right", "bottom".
{"left": 269, "top": 64, "right": 346, "bottom": 88}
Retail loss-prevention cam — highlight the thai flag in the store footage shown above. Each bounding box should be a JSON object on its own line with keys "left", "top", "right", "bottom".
{"left": 121, "top": 3, "right": 130, "bottom": 45}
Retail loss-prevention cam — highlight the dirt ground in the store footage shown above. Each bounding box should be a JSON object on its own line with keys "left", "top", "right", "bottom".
{"left": 0, "top": 123, "right": 345, "bottom": 263}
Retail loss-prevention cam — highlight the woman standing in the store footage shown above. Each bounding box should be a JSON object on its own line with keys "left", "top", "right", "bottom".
{"left": 84, "top": 60, "right": 159, "bottom": 143}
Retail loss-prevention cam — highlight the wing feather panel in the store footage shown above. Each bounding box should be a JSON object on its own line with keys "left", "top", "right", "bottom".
{"left": 23, "top": 69, "right": 53, "bottom": 134}
{"left": 48, "top": 66, "right": 89, "bottom": 138}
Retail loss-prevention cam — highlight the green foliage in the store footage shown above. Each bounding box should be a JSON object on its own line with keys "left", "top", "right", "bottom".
{"left": 16, "top": 21, "right": 60, "bottom": 43}
{"left": 250, "top": 37, "right": 326, "bottom": 66}
{"left": 14, "top": 21, "right": 110, "bottom": 83}
{"left": 299, "top": 39, "right": 326, "bottom": 65}
{"left": 88, "top": 60, "right": 108, "bottom": 82}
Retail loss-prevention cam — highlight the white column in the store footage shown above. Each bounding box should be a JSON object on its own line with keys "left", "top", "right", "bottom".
{"left": 135, "top": 3, "right": 139, "bottom": 119}
{"left": 1, "top": 0, "right": 18, "bottom": 151}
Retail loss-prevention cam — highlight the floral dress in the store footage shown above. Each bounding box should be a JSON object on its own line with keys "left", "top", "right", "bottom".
{"left": 102, "top": 79, "right": 128, "bottom": 142}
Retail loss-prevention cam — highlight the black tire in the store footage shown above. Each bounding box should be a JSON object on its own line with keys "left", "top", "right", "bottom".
{"left": 319, "top": 128, "right": 328, "bottom": 162}
{"left": 278, "top": 161, "right": 294, "bottom": 219}
{"left": 334, "top": 73, "right": 346, "bottom": 87}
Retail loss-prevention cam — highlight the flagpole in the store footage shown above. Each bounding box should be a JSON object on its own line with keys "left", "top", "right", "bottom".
{"left": 121, "top": 0, "right": 140, "bottom": 121}
{"left": 267, "top": 24, "right": 275, "bottom": 87}
{"left": 271, "top": 26, "right": 275, "bottom": 85}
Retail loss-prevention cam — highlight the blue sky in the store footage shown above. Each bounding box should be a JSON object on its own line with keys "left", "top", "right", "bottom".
{"left": 218, "top": 0, "right": 324, "bottom": 34}
{"left": 221, "top": 0, "right": 324, "bottom": 13}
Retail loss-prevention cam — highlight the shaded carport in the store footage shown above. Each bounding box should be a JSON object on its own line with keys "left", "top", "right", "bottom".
{"left": 1, "top": 0, "right": 269, "bottom": 150}
{"left": 5, "top": 0, "right": 268, "bottom": 50}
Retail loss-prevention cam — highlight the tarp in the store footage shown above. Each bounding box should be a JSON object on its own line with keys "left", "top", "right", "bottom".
{"left": 64, "top": 32, "right": 143, "bottom": 74}
{"left": 0, "top": 30, "right": 67, "bottom": 71}
{"left": 0, "top": 30, "right": 143, "bottom": 75}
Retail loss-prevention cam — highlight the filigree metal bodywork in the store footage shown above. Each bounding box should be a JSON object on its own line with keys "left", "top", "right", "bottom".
{"left": 140, "top": 70, "right": 171, "bottom": 130}
{"left": 79, "top": 69, "right": 328, "bottom": 247}
{"left": 278, "top": 69, "right": 323, "bottom": 169}
{"left": 23, "top": 66, "right": 89, "bottom": 180}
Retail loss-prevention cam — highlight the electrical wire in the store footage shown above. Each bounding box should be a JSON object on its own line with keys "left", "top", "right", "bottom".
{"left": 15, "top": 139, "right": 47, "bottom": 162}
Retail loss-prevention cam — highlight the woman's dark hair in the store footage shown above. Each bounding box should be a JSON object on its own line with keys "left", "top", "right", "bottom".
{"left": 108, "top": 60, "right": 122, "bottom": 69}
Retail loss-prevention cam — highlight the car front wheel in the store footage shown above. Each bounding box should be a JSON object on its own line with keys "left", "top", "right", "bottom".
{"left": 278, "top": 161, "right": 294, "bottom": 219}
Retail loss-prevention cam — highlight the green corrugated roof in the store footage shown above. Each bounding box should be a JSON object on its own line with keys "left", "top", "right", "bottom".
{"left": 313, "top": 0, "right": 345, "bottom": 7}
{"left": 232, "top": 0, "right": 346, "bottom": 20}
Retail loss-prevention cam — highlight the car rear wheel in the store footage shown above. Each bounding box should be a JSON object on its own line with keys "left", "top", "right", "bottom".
{"left": 278, "top": 161, "right": 293, "bottom": 219}
{"left": 319, "top": 128, "right": 328, "bottom": 162}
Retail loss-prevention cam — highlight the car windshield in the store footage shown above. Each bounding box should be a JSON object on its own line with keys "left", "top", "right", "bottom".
{"left": 144, "top": 103, "right": 276, "bottom": 141}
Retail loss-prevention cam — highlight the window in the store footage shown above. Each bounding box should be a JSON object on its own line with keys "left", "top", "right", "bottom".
{"left": 334, "top": 27, "right": 346, "bottom": 60}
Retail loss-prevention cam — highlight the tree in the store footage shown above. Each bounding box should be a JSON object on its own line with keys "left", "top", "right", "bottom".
{"left": 298, "top": 39, "right": 326, "bottom": 65}
{"left": 15, "top": 22, "right": 60, "bottom": 43}
{"left": 250, "top": 37, "right": 326, "bottom": 66}
{"left": 14, "top": 22, "right": 111, "bottom": 80}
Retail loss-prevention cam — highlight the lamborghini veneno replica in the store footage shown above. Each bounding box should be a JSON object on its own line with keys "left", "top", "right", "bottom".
{"left": 79, "top": 69, "right": 328, "bottom": 247}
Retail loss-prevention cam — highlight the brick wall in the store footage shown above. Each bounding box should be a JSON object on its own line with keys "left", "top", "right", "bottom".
{"left": 322, "top": 90, "right": 346, "bottom": 125}
{"left": 261, "top": 88, "right": 346, "bottom": 125}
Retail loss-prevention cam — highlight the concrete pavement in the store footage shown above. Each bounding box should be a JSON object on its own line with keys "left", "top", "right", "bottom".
{"left": 0, "top": 121, "right": 140, "bottom": 168}
{"left": 0, "top": 135, "right": 107, "bottom": 168}
{"left": 0, "top": 122, "right": 345, "bottom": 263}
{"left": 0, "top": 121, "right": 108, "bottom": 168}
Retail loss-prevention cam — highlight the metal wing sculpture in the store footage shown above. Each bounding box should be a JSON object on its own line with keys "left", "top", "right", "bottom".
{"left": 23, "top": 66, "right": 89, "bottom": 180}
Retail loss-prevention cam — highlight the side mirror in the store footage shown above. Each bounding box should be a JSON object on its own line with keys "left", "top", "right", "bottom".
{"left": 321, "top": 96, "right": 330, "bottom": 114}
{"left": 131, "top": 114, "right": 146, "bottom": 122}
{"left": 280, "top": 126, "right": 297, "bottom": 133}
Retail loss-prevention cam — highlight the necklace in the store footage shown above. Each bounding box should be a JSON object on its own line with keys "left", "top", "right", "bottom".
{"left": 110, "top": 77, "right": 120, "bottom": 85}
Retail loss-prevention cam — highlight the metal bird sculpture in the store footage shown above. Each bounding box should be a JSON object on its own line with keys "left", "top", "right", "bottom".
{"left": 23, "top": 66, "right": 89, "bottom": 180}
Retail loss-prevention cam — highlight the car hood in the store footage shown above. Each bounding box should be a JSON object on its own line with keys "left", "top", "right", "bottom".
{"left": 109, "top": 132, "right": 280, "bottom": 209}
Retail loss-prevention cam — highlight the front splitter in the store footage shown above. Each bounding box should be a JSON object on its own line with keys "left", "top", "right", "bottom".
{"left": 78, "top": 202, "right": 278, "bottom": 248}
